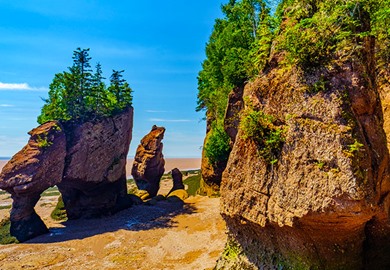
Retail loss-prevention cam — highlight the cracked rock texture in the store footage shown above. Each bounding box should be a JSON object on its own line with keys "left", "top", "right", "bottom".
{"left": 218, "top": 53, "right": 390, "bottom": 269}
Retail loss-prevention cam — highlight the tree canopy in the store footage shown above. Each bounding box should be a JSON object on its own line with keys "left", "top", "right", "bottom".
{"left": 197, "top": 0, "right": 274, "bottom": 164}
{"left": 38, "top": 48, "right": 133, "bottom": 124}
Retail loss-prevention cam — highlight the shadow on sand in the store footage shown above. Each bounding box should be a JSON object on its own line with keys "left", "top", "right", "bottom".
{"left": 26, "top": 200, "right": 197, "bottom": 244}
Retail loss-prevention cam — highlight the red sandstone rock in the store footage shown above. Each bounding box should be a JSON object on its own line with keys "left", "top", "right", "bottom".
{"left": 0, "top": 122, "right": 66, "bottom": 241}
{"left": 0, "top": 108, "right": 134, "bottom": 241}
{"left": 218, "top": 59, "right": 390, "bottom": 269}
{"left": 59, "top": 107, "right": 134, "bottom": 219}
{"left": 131, "top": 125, "right": 165, "bottom": 198}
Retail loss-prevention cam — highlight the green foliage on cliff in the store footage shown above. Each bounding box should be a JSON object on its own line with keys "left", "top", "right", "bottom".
{"left": 38, "top": 48, "right": 133, "bottom": 124}
{"left": 240, "top": 108, "right": 285, "bottom": 163}
{"left": 276, "top": 0, "right": 390, "bottom": 71}
{"left": 204, "top": 122, "right": 231, "bottom": 165}
{"left": 198, "top": 0, "right": 390, "bottom": 167}
{"left": 197, "top": 0, "right": 275, "bottom": 164}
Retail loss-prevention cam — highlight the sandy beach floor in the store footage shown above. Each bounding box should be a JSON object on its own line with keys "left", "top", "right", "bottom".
{"left": 0, "top": 172, "right": 227, "bottom": 270}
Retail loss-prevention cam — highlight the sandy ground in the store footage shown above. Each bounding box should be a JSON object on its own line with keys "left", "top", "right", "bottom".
{"left": 0, "top": 158, "right": 201, "bottom": 178}
{"left": 0, "top": 177, "right": 227, "bottom": 270}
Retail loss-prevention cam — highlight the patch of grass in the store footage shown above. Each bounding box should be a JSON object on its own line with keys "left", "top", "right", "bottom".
{"left": 41, "top": 191, "right": 61, "bottom": 197}
{"left": 51, "top": 196, "right": 67, "bottom": 221}
{"left": 222, "top": 238, "right": 242, "bottom": 260}
{"left": 183, "top": 173, "right": 201, "bottom": 196}
{"left": 0, "top": 205, "right": 11, "bottom": 210}
{"left": 0, "top": 218, "right": 18, "bottom": 244}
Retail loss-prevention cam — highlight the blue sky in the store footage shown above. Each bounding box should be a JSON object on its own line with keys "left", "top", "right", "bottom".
{"left": 0, "top": 0, "right": 224, "bottom": 158}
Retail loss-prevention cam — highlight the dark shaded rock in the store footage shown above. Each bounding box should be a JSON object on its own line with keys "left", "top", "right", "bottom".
{"left": 224, "top": 85, "right": 244, "bottom": 144}
{"left": 131, "top": 125, "right": 165, "bottom": 198}
{"left": 10, "top": 194, "right": 48, "bottom": 242}
{"left": 0, "top": 122, "right": 66, "bottom": 241}
{"left": 167, "top": 168, "right": 188, "bottom": 201}
{"left": 168, "top": 168, "right": 185, "bottom": 194}
{"left": 59, "top": 107, "right": 133, "bottom": 219}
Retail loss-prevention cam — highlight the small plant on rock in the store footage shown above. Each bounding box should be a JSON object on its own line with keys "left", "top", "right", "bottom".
{"left": 240, "top": 107, "right": 285, "bottom": 164}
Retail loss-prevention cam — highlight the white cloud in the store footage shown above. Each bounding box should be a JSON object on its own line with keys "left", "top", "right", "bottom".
{"left": 145, "top": 110, "right": 169, "bottom": 113}
{"left": 0, "top": 104, "right": 14, "bottom": 107}
{"left": 0, "top": 82, "right": 47, "bottom": 91}
{"left": 149, "top": 118, "right": 192, "bottom": 123}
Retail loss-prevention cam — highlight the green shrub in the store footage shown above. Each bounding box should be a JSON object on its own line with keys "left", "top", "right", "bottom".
{"left": 204, "top": 122, "right": 231, "bottom": 165}
{"left": 240, "top": 108, "right": 285, "bottom": 163}
{"left": 36, "top": 133, "right": 53, "bottom": 149}
{"left": 183, "top": 172, "right": 201, "bottom": 196}
{"left": 0, "top": 218, "right": 18, "bottom": 244}
{"left": 51, "top": 196, "right": 67, "bottom": 221}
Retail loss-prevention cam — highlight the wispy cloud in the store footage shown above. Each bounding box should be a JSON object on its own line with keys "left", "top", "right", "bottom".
{"left": 0, "top": 104, "right": 14, "bottom": 107}
{"left": 145, "top": 110, "right": 169, "bottom": 113}
{"left": 149, "top": 118, "right": 193, "bottom": 123}
{"left": 0, "top": 82, "right": 47, "bottom": 91}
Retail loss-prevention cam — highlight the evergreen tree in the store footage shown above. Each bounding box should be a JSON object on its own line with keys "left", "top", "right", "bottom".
{"left": 108, "top": 70, "right": 133, "bottom": 111}
{"left": 89, "top": 62, "right": 107, "bottom": 115}
{"left": 38, "top": 48, "right": 133, "bottom": 124}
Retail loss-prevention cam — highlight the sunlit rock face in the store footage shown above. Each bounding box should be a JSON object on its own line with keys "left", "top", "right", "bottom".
{"left": 0, "top": 107, "right": 134, "bottom": 241}
{"left": 217, "top": 49, "right": 390, "bottom": 270}
{"left": 0, "top": 122, "right": 66, "bottom": 242}
{"left": 131, "top": 125, "right": 165, "bottom": 198}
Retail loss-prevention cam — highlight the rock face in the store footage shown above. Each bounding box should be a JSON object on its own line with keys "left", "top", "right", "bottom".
{"left": 0, "top": 107, "right": 133, "bottom": 241}
{"left": 132, "top": 125, "right": 165, "bottom": 198}
{"left": 0, "top": 122, "right": 66, "bottom": 242}
{"left": 217, "top": 55, "right": 390, "bottom": 269}
{"left": 168, "top": 168, "right": 185, "bottom": 194}
{"left": 58, "top": 107, "right": 133, "bottom": 219}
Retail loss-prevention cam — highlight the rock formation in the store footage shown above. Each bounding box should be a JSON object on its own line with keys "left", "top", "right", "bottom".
{"left": 217, "top": 58, "right": 390, "bottom": 269}
{"left": 166, "top": 168, "right": 188, "bottom": 201}
{"left": 0, "top": 107, "right": 133, "bottom": 241}
{"left": 58, "top": 107, "right": 133, "bottom": 219}
{"left": 167, "top": 168, "right": 185, "bottom": 194}
{"left": 0, "top": 122, "right": 66, "bottom": 242}
{"left": 131, "top": 125, "right": 165, "bottom": 199}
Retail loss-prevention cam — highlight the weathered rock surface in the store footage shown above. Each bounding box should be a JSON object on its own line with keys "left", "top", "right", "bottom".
{"left": 132, "top": 125, "right": 165, "bottom": 198}
{"left": 0, "top": 107, "right": 134, "bottom": 241}
{"left": 167, "top": 168, "right": 185, "bottom": 195}
{"left": 58, "top": 107, "right": 133, "bottom": 219}
{"left": 218, "top": 58, "right": 390, "bottom": 269}
{"left": 0, "top": 122, "right": 66, "bottom": 241}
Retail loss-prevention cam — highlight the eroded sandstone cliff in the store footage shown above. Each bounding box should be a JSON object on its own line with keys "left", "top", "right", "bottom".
{"left": 0, "top": 107, "right": 133, "bottom": 241}
{"left": 217, "top": 50, "right": 390, "bottom": 270}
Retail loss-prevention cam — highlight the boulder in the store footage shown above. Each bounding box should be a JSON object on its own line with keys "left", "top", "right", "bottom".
{"left": 0, "top": 122, "right": 66, "bottom": 241}
{"left": 166, "top": 168, "right": 188, "bottom": 201}
{"left": 131, "top": 125, "right": 165, "bottom": 198}
{"left": 167, "top": 168, "right": 185, "bottom": 195}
